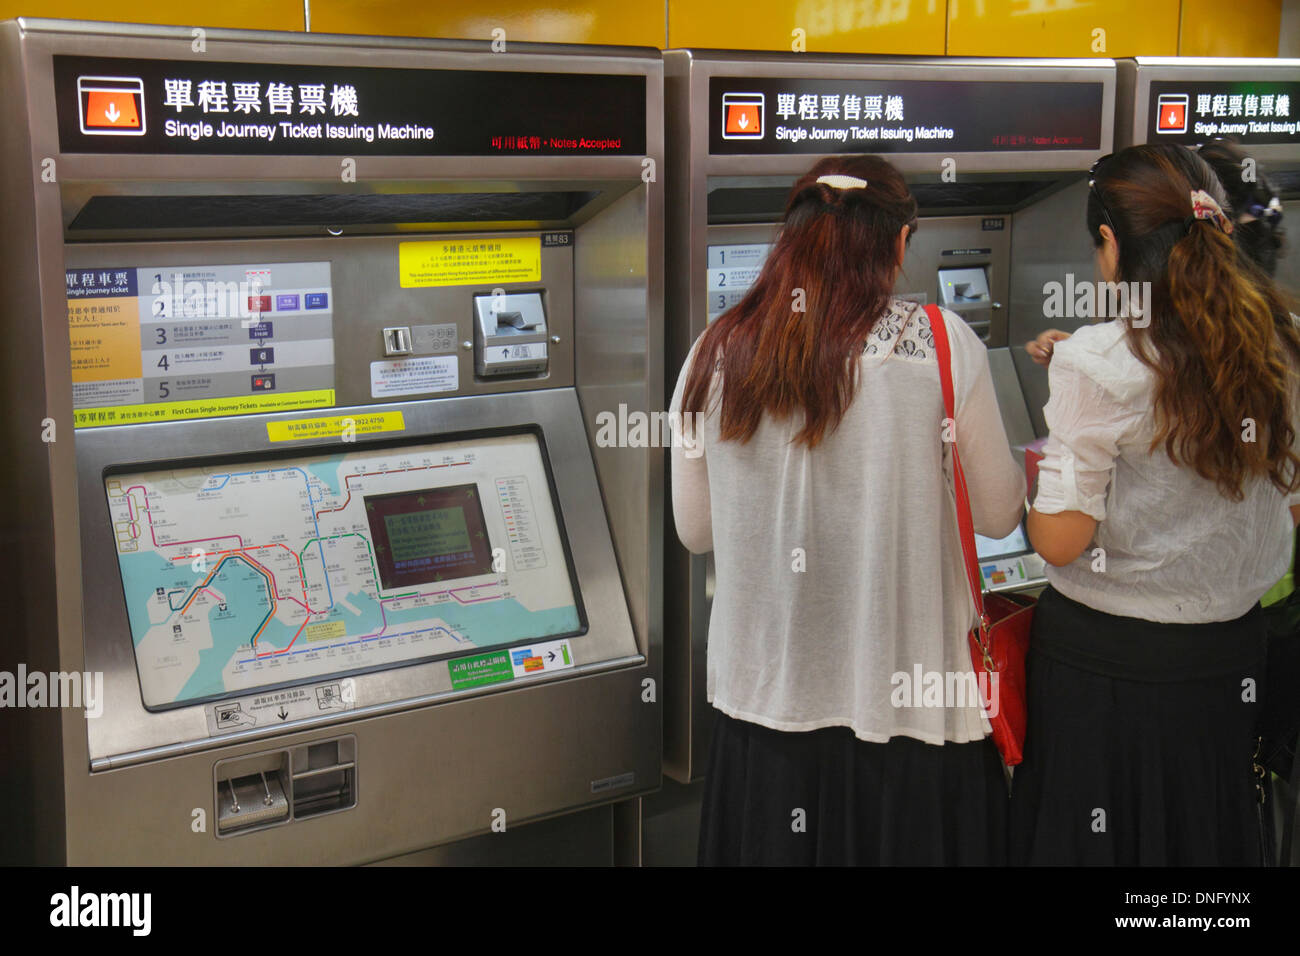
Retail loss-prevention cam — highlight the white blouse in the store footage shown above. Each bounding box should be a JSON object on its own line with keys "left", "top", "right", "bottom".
{"left": 670, "top": 299, "right": 1026, "bottom": 746}
{"left": 1032, "top": 318, "right": 1300, "bottom": 623}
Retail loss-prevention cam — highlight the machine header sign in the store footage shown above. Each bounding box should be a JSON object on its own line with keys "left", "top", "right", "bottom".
{"left": 1145, "top": 80, "right": 1299, "bottom": 145}
{"left": 54, "top": 55, "right": 646, "bottom": 156}
{"left": 709, "top": 76, "right": 1104, "bottom": 154}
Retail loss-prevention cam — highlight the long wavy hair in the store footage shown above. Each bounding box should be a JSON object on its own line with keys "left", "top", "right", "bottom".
{"left": 681, "top": 155, "right": 918, "bottom": 447}
{"left": 1088, "top": 144, "right": 1300, "bottom": 500}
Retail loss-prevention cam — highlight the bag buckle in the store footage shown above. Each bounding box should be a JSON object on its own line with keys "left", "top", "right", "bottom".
{"left": 973, "top": 619, "right": 996, "bottom": 674}
{"left": 1253, "top": 736, "right": 1268, "bottom": 806}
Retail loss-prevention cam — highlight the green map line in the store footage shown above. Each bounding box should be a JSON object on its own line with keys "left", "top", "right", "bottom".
{"left": 300, "top": 531, "right": 380, "bottom": 583}
{"left": 298, "top": 531, "right": 423, "bottom": 601}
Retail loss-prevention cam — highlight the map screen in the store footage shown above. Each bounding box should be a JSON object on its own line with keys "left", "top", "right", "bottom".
{"left": 106, "top": 431, "right": 583, "bottom": 710}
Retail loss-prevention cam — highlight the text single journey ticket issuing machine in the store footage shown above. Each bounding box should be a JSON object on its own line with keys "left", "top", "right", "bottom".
{"left": 1115, "top": 57, "right": 1300, "bottom": 295}
{"left": 662, "top": 51, "right": 1115, "bottom": 782}
{"left": 0, "top": 19, "right": 662, "bottom": 864}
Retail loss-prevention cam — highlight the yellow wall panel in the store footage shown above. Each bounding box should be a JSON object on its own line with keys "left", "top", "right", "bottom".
{"left": 311, "top": 1, "right": 664, "bottom": 48}
{"left": 948, "top": 0, "right": 1181, "bottom": 57}
{"left": 1179, "top": 0, "right": 1282, "bottom": 56}
{"left": 5, "top": 2, "right": 1289, "bottom": 71}
{"left": 669, "top": 0, "right": 946, "bottom": 55}
{"left": 0, "top": 4, "right": 303, "bottom": 32}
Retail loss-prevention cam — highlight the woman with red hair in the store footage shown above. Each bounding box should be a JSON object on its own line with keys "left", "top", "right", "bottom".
{"left": 671, "top": 155, "right": 1025, "bottom": 865}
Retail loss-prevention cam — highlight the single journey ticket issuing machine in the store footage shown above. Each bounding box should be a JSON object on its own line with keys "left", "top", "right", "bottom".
{"left": 0, "top": 18, "right": 662, "bottom": 865}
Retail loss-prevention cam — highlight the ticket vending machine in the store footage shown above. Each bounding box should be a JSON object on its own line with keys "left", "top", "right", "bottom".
{"left": 1115, "top": 57, "right": 1300, "bottom": 295}
{"left": 0, "top": 19, "right": 661, "bottom": 865}
{"left": 660, "top": 51, "right": 1114, "bottom": 787}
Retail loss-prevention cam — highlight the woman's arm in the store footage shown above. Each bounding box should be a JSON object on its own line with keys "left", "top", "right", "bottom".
{"left": 1027, "top": 508, "right": 1098, "bottom": 566}
{"left": 1029, "top": 339, "right": 1131, "bottom": 566}
{"left": 669, "top": 341, "right": 713, "bottom": 554}
{"left": 949, "top": 315, "right": 1026, "bottom": 539}
{"left": 671, "top": 433, "right": 712, "bottom": 554}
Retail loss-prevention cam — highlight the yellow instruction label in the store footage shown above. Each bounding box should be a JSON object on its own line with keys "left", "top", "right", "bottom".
{"left": 74, "top": 389, "right": 335, "bottom": 428}
{"left": 267, "top": 411, "right": 406, "bottom": 443}
{"left": 68, "top": 298, "right": 142, "bottom": 383}
{"left": 399, "top": 237, "right": 541, "bottom": 287}
{"left": 305, "top": 620, "right": 348, "bottom": 642}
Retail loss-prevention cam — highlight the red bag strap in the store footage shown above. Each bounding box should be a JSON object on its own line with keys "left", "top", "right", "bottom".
{"left": 924, "top": 304, "right": 988, "bottom": 629}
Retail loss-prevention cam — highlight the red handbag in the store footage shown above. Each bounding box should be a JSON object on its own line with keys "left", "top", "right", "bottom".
{"left": 925, "top": 304, "right": 1034, "bottom": 766}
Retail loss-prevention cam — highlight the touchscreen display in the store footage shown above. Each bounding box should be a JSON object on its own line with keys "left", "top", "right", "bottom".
{"left": 366, "top": 484, "right": 494, "bottom": 589}
{"left": 938, "top": 267, "right": 991, "bottom": 306}
{"left": 975, "top": 523, "right": 1031, "bottom": 560}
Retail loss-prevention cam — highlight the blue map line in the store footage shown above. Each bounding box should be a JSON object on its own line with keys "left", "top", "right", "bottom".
{"left": 203, "top": 464, "right": 335, "bottom": 608}
{"left": 234, "top": 624, "right": 463, "bottom": 664}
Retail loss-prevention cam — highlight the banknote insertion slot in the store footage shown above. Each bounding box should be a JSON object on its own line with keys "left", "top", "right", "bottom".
{"left": 473, "top": 291, "right": 549, "bottom": 377}
{"left": 937, "top": 265, "right": 996, "bottom": 340}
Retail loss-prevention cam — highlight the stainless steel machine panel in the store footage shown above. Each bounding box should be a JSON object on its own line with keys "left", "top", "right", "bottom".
{"left": 0, "top": 18, "right": 663, "bottom": 865}
{"left": 76, "top": 391, "right": 637, "bottom": 765}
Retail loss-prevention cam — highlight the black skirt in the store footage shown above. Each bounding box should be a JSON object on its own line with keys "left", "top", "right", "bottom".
{"left": 698, "top": 709, "right": 1009, "bottom": 866}
{"left": 1009, "top": 585, "right": 1267, "bottom": 866}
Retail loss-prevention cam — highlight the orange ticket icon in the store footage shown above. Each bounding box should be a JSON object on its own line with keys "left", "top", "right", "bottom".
{"left": 1156, "top": 93, "right": 1188, "bottom": 134}
{"left": 722, "top": 92, "right": 764, "bottom": 139}
{"left": 78, "top": 76, "right": 146, "bottom": 135}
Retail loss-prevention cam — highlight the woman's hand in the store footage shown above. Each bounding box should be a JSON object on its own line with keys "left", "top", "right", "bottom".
{"left": 1025, "top": 329, "right": 1071, "bottom": 367}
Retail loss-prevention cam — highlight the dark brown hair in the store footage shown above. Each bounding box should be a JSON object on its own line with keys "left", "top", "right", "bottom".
{"left": 1088, "top": 144, "right": 1300, "bottom": 500}
{"left": 681, "top": 155, "right": 917, "bottom": 447}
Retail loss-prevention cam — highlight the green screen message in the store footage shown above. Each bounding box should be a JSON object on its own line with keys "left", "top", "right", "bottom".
{"left": 384, "top": 507, "right": 471, "bottom": 563}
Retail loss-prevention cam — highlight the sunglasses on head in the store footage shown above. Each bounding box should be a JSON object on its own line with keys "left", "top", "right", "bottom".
{"left": 1088, "top": 153, "right": 1118, "bottom": 239}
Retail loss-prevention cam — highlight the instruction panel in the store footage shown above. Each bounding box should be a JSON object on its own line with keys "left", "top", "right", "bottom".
{"left": 706, "top": 242, "right": 772, "bottom": 323}
{"left": 68, "top": 260, "right": 335, "bottom": 426}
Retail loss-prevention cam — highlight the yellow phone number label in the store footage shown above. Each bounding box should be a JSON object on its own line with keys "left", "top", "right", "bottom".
{"left": 267, "top": 411, "right": 406, "bottom": 442}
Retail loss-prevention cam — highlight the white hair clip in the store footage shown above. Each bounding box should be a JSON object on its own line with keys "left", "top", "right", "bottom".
{"left": 816, "top": 174, "right": 868, "bottom": 190}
